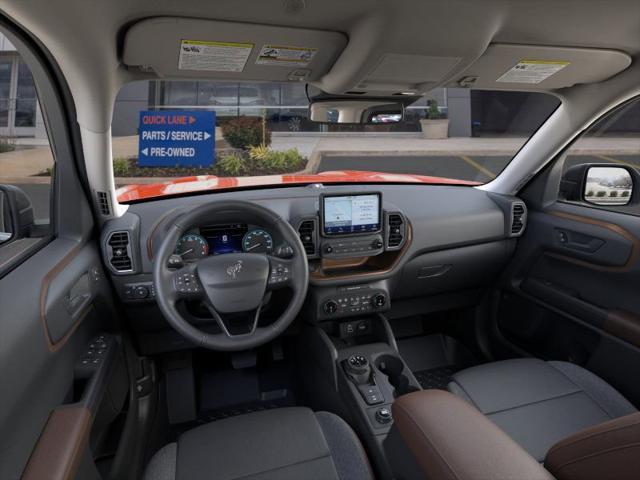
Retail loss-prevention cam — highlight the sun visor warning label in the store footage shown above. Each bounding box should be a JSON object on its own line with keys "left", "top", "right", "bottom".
{"left": 138, "top": 111, "right": 215, "bottom": 167}
{"left": 178, "top": 40, "right": 253, "bottom": 72}
{"left": 496, "top": 60, "right": 570, "bottom": 84}
{"left": 256, "top": 45, "right": 317, "bottom": 67}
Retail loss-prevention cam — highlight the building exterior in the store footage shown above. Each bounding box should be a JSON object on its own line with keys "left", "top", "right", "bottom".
{"left": 0, "top": 34, "right": 46, "bottom": 139}
{"left": 1, "top": 33, "right": 636, "bottom": 141}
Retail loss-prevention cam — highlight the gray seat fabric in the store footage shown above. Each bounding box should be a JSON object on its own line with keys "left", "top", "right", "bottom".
{"left": 448, "top": 358, "right": 636, "bottom": 461}
{"left": 144, "top": 407, "right": 373, "bottom": 480}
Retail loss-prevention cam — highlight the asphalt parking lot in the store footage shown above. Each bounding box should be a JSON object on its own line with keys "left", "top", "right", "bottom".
{"left": 317, "top": 153, "right": 640, "bottom": 183}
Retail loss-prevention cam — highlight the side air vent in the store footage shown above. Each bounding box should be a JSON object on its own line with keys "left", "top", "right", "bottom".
{"left": 297, "top": 219, "right": 317, "bottom": 257}
{"left": 107, "top": 231, "right": 133, "bottom": 272}
{"left": 96, "top": 191, "right": 111, "bottom": 216}
{"left": 510, "top": 203, "right": 527, "bottom": 236}
{"left": 386, "top": 212, "right": 406, "bottom": 250}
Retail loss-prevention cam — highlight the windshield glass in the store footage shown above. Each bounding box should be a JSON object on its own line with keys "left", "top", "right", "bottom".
{"left": 112, "top": 81, "right": 560, "bottom": 202}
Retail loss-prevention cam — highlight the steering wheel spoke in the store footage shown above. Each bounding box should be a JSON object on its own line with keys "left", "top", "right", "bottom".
{"left": 203, "top": 301, "right": 262, "bottom": 338}
{"left": 170, "top": 263, "right": 205, "bottom": 301}
{"left": 267, "top": 256, "right": 295, "bottom": 290}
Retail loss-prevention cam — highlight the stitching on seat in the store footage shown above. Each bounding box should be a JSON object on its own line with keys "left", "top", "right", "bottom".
{"left": 547, "top": 363, "right": 612, "bottom": 418}
{"left": 394, "top": 402, "right": 461, "bottom": 480}
{"left": 229, "top": 454, "right": 334, "bottom": 480}
{"left": 552, "top": 442, "right": 640, "bottom": 473}
{"left": 485, "top": 390, "right": 585, "bottom": 416}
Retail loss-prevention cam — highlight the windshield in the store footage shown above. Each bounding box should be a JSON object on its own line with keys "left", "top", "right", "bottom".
{"left": 112, "top": 81, "right": 560, "bottom": 202}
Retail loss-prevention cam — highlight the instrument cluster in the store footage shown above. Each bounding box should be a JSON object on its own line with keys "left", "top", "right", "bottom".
{"left": 174, "top": 223, "right": 273, "bottom": 261}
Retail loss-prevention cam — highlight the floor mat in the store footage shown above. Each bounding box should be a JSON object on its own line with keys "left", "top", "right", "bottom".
{"left": 413, "top": 365, "right": 460, "bottom": 390}
{"left": 397, "top": 334, "right": 478, "bottom": 390}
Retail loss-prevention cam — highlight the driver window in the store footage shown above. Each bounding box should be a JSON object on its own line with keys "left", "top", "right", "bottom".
{"left": 0, "top": 34, "right": 55, "bottom": 266}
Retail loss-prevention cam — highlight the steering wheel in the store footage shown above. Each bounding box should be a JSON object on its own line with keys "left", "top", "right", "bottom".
{"left": 153, "top": 201, "right": 309, "bottom": 351}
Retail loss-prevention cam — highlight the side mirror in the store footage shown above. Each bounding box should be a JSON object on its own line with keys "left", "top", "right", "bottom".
{"left": 560, "top": 164, "right": 636, "bottom": 207}
{"left": 0, "top": 185, "right": 35, "bottom": 244}
{"left": 584, "top": 166, "right": 633, "bottom": 206}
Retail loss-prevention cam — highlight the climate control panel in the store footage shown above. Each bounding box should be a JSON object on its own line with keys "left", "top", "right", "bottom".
{"left": 320, "top": 285, "right": 389, "bottom": 319}
{"left": 320, "top": 234, "right": 384, "bottom": 259}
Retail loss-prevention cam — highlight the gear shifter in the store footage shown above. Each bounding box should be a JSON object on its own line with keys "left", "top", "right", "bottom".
{"left": 345, "top": 354, "right": 371, "bottom": 385}
{"left": 343, "top": 354, "right": 385, "bottom": 405}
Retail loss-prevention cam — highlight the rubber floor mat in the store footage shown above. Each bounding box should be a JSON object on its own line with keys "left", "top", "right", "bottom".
{"left": 413, "top": 365, "right": 459, "bottom": 390}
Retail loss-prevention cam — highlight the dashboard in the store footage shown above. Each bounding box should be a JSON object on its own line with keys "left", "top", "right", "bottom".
{"left": 100, "top": 184, "right": 527, "bottom": 354}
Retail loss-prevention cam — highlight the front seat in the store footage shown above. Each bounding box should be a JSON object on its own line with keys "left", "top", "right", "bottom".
{"left": 143, "top": 407, "right": 374, "bottom": 480}
{"left": 448, "top": 358, "right": 637, "bottom": 461}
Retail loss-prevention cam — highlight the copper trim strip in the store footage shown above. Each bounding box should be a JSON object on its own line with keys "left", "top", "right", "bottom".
{"left": 605, "top": 310, "right": 640, "bottom": 348}
{"left": 39, "top": 244, "right": 85, "bottom": 353}
{"left": 146, "top": 207, "right": 179, "bottom": 261}
{"left": 310, "top": 222, "right": 413, "bottom": 282}
{"left": 22, "top": 407, "right": 93, "bottom": 480}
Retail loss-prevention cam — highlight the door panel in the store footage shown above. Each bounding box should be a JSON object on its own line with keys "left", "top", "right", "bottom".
{"left": 497, "top": 202, "right": 640, "bottom": 406}
{"left": 0, "top": 239, "right": 123, "bottom": 479}
{"left": 0, "top": 26, "right": 129, "bottom": 480}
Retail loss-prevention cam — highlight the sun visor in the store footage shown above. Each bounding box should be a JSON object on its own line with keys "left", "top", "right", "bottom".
{"left": 449, "top": 44, "right": 631, "bottom": 90}
{"left": 122, "top": 17, "right": 347, "bottom": 82}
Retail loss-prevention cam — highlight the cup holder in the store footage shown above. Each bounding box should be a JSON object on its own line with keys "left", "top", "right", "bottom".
{"left": 375, "top": 354, "right": 420, "bottom": 397}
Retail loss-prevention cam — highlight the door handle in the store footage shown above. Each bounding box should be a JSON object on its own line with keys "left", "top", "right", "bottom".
{"left": 554, "top": 228, "right": 605, "bottom": 253}
{"left": 65, "top": 272, "right": 92, "bottom": 318}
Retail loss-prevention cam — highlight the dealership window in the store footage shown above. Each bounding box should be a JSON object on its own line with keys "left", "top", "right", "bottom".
{"left": 0, "top": 56, "right": 40, "bottom": 133}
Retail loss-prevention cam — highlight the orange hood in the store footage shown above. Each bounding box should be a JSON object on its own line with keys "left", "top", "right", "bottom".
{"left": 116, "top": 170, "right": 479, "bottom": 202}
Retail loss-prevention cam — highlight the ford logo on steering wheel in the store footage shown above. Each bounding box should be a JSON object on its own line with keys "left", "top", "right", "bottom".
{"left": 225, "top": 260, "right": 243, "bottom": 279}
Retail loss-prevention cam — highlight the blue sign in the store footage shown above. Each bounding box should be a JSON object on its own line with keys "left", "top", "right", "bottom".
{"left": 138, "top": 110, "right": 215, "bottom": 167}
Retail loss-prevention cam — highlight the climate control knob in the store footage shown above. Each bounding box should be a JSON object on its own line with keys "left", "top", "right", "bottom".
{"left": 323, "top": 300, "right": 338, "bottom": 315}
{"left": 372, "top": 293, "right": 387, "bottom": 308}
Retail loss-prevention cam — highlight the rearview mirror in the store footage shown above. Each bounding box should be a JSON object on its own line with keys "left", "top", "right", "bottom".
{"left": 584, "top": 166, "right": 633, "bottom": 206}
{"left": 309, "top": 99, "right": 404, "bottom": 125}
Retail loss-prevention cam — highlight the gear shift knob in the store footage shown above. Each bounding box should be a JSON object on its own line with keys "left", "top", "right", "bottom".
{"left": 345, "top": 354, "right": 371, "bottom": 384}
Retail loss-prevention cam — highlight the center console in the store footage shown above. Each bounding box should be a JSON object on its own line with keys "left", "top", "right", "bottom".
{"left": 299, "top": 312, "right": 422, "bottom": 479}
{"left": 294, "top": 192, "right": 421, "bottom": 477}
{"left": 296, "top": 192, "right": 408, "bottom": 324}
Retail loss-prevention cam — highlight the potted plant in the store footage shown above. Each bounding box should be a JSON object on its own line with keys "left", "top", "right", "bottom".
{"left": 419, "top": 99, "right": 449, "bottom": 139}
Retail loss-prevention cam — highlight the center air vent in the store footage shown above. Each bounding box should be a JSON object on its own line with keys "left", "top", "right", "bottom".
{"left": 297, "top": 219, "right": 317, "bottom": 257}
{"left": 107, "top": 231, "right": 133, "bottom": 272}
{"left": 511, "top": 203, "right": 527, "bottom": 236}
{"left": 386, "top": 213, "right": 406, "bottom": 250}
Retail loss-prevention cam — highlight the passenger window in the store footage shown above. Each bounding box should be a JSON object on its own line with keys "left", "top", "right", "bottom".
{"left": 559, "top": 96, "right": 640, "bottom": 215}
{"left": 0, "top": 38, "right": 55, "bottom": 263}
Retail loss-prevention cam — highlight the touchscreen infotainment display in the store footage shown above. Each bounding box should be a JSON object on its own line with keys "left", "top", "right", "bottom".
{"left": 322, "top": 193, "right": 381, "bottom": 235}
